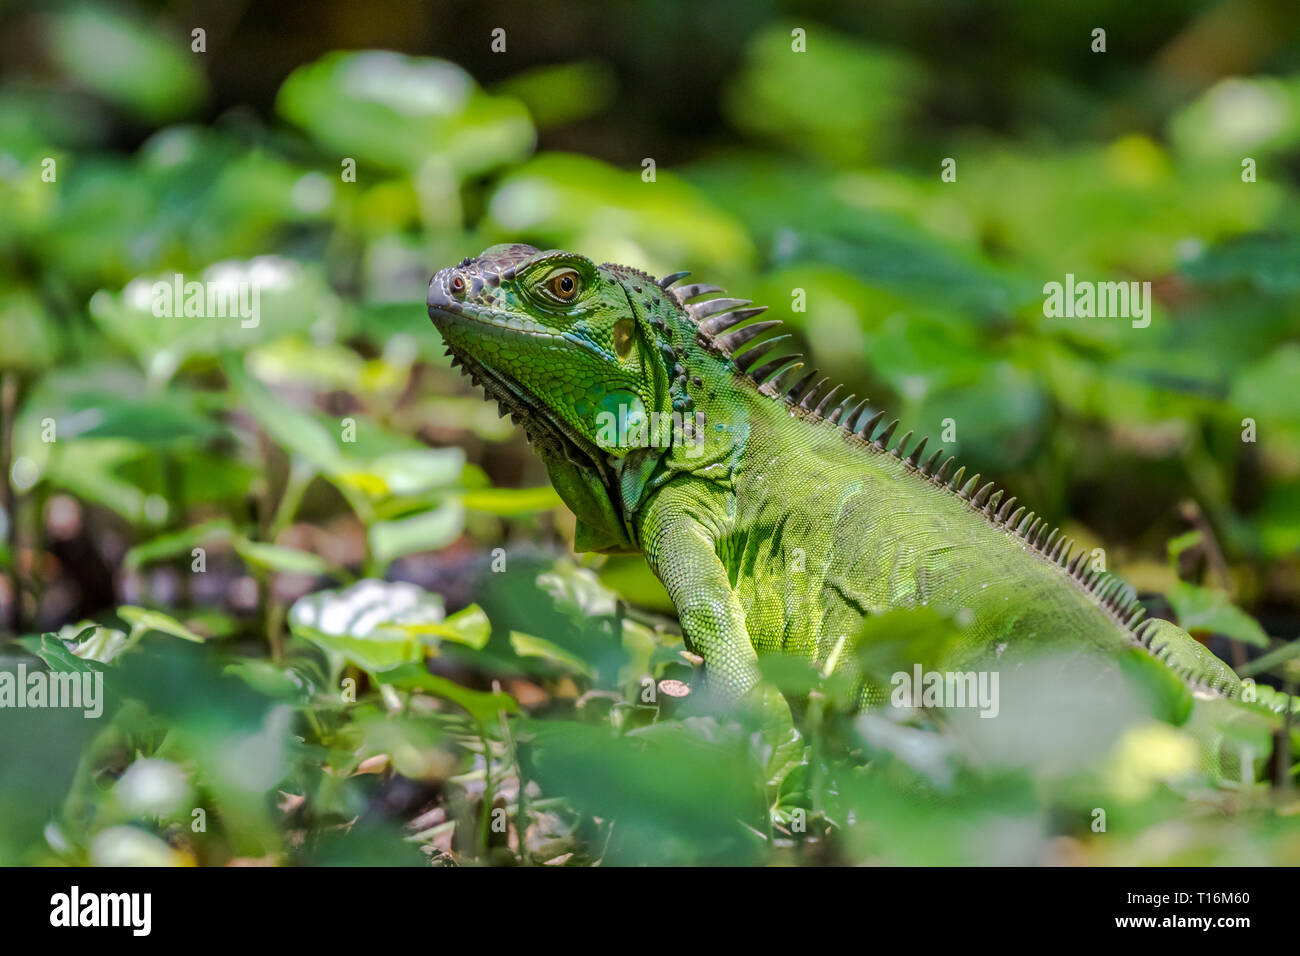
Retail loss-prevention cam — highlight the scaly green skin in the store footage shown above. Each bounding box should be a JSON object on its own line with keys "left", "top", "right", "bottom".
{"left": 427, "top": 244, "right": 1294, "bottom": 772}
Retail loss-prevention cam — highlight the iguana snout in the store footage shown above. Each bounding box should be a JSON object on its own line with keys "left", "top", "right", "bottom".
{"left": 426, "top": 242, "right": 542, "bottom": 314}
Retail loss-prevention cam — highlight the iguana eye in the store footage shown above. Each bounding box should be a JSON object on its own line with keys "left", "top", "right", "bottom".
{"left": 548, "top": 271, "right": 581, "bottom": 301}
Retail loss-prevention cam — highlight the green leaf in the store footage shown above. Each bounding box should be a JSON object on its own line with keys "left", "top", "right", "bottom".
{"left": 520, "top": 719, "right": 765, "bottom": 865}
{"left": 57, "top": 622, "right": 131, "bottom": 665}
{"left": 233, "top": 538, "right": 332, "bottom": 577}
{"left": 347, "top": 448, "right": 464, "bottom": 497}
{"left": 125, "top": 519, "right": 236, "bottom": 570}
{"left": 117, "top": 606, "right": 206, "bottom": 643}
{"left": 276, "top": 51, "right": 534, "bottom": 177}
{"left": 0, "top": 290, "right": 59, "bottom": 371}
{"left": 536, "top": 564, "right": 618, "bottom": 618}
{"left": 71, "top": 397, "right": 224, "bottom": 445}
{"left": 47, "top": 7, "right": 207, "bottom": 121}
{"left": 856, "top": 607, "right": 966, "bottom": 684}
{"left": 1251, "top": 483, "right": 1300, "bottom": 560}
{"left": 1182, "top": 234, "right": 1300, "bottom": 294}
{"left": 1232, "top": 344, "right": 1300, "bottom": 431}
{"left": 382, "top": 664, "right": 517, "bottom": 725}
{"left": 289, "top": 625, "right": 419, "bottom": 676}
{"left": 491, "top": 61, "right": 615, "bottom": 129}
{"left": 92, "top": 261, "right": 336, "bottom": 385}
{"left": 1168, "top": 75, "right": 1300, "bottom": 163}
{"left": 724, "top": 22, "right": 923, "bottom": 166}
{"left": 485, "top": 152, "right": 753, "bottom": 273}
{"left": 1237, "top": 639, "right": 1300, "bottom": 679}
{"left": 37, "top": 439, "right": 154, "bottom": 525}
{"left": 390, "top": 604, "right": 491, "bottom": 651}
{"left": 461, "top": 485, "right": 562, "bottom": 515}
{"left": 510, "top": 630, "right": 594, "bottom": 677}
{"left": 1165, "top": 530, "right": 1203, "bottom": 567}
{"left": 368, "top": 501, "right": 465, "bottom": 566}
{"left": 14, "top": 363, "right": 225, "bottom": 485}
{"left": 1165, "top": 582, "right": 1270, "bottom": 648}
{"left": 224, "top": 356, "right": 344, "bottom": 474}
{"left": 224, "top": 659, "right": 319, "bottom": 702}
{"left": 36, "top": 629, "right": 105, "bottom": 674}
{"left": 287, "top": 580, "right": 445, "bottom": 674}
{"left": 754, "top": 684, "right": 806, "bottom": 799}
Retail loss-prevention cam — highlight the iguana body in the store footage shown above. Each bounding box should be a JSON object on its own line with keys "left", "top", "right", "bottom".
{"left": 427, "top": 244, "right": 1294, "bottom": 772}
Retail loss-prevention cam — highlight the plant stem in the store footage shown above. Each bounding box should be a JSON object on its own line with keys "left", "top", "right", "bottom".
{"left": 808, "top": 691, "right": 826, "bottom": 822}
{"left": 476, "top": 720, "right": 493, "bottom": 860}
{"left": 256, "top": 429, "right": 287, "bottom": 661}
{"left": 269, "top": 459, "right": 312, "bottom": 541}
{"left": 2, "top": 371, "right": 21, "bottom": 636}
{"left": 165, "top": 450, "right": 190, "bottom": 608}
{"left": 496, "top": 689, "right": 528, "bottom": 864}
{"left": 1275, "top": 676, "right": 1294, "bottom": 791}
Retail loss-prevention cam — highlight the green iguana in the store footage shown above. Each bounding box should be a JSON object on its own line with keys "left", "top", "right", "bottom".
{"left": 427, "top": 243, "right": 1295, "bottom": 774}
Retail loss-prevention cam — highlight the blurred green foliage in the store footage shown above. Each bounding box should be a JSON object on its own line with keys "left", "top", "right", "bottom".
{"left": 0, "top": 0, "right": 1298, "bottom": 866}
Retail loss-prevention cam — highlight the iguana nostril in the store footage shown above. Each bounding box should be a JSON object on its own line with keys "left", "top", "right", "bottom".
{"left": 450, "top": 274, "right": 466, "bottom": 295}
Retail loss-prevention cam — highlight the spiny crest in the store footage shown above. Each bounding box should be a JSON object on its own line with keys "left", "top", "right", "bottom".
{"left": 665, "top": 273, "right": 803, "bottom": 392}
{"left": 659, "top": 267, "right": 1237, "bottom": 695}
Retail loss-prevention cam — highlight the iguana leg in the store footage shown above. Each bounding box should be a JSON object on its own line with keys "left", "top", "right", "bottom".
{"left": 639, "top": 501, "right": 760, "bottom": 701}
{"left": 641, "top": 506, "right": 805, "bottom": 810}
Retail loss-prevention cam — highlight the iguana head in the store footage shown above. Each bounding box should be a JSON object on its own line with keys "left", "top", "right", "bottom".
{"left": 427, "top": 243, "right": 690, "bottom": 459}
